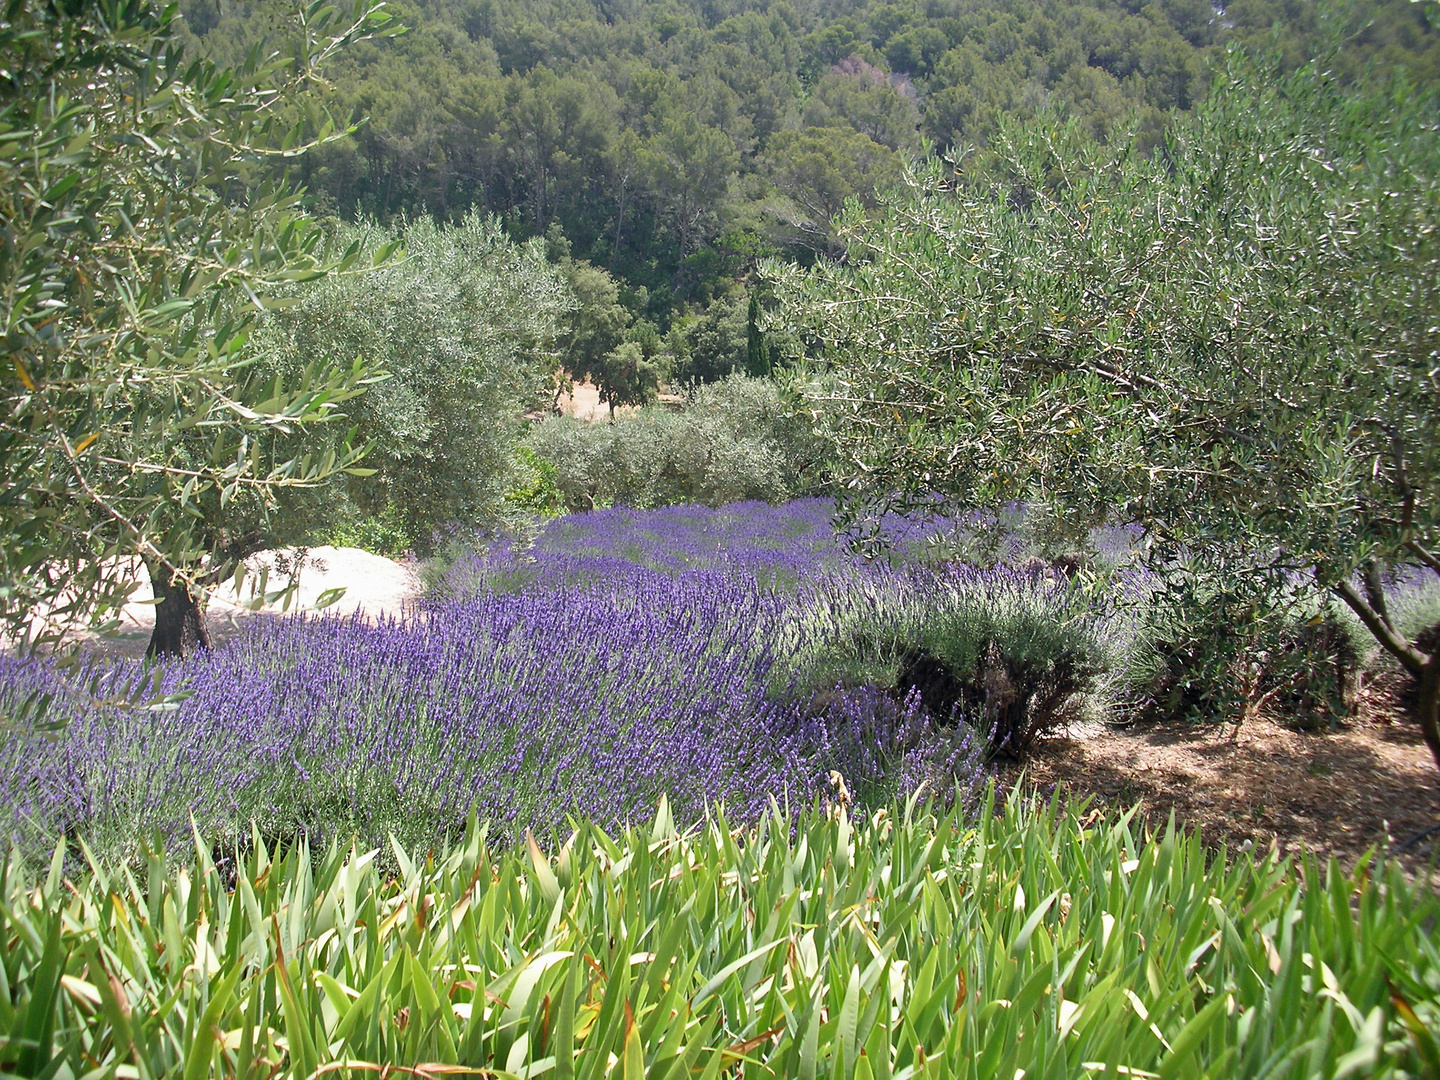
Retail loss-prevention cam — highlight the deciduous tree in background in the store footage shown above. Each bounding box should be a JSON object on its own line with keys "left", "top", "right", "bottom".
{"left": 771, "top": 54, "right": 1440, "bottom": 765}
{"left": 646, "top": 114, "right": 740, "bottom": 285}
{"left": 556, "top": 259, "right": 632, "bottom": 399}
{"left": 0, "top": 0, "right": 401, "bottom": 654}
{"left": 761, "top": 125, "right": 906, "bottom": 255}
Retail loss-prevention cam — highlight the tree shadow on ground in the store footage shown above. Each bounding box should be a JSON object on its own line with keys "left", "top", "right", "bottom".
{"left": 1003, "top": 714, "right": 1440, "bottom": 880}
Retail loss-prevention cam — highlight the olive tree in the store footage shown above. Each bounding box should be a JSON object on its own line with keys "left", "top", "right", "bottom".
{"left": 769, "top": 55, "right": 1440, "bottom": 764}
{"left": 1, "top": 0, "right": 401, "bottom": 654}
{"left": 254, "top": 214, "right": 573, "bottom": 548}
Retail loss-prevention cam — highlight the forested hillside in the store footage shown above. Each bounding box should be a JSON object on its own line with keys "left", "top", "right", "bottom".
{"left": 184, "top": 0, "right": 1439, "bottom": 321}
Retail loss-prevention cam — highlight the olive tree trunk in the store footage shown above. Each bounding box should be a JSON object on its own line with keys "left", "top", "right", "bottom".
{"left": 146, "top": 560, "right": 211, "bottom": 659}
{"left": 1334, "top": 577, "right": 1440, "bottom": 773}
{"left": 1416, "top": 657, "right": 1440, "bottom": 775}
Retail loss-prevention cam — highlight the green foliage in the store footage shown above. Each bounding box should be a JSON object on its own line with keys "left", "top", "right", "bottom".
{"left": 254, "top": 214, "right": 572, "bottom": 549}
{"left": 0, "top": 0, "right": 400, "bottom": 640}
{"left": 771, "top": 52, "right": 1440, "bottom": 755}
{"left": 314, "top": 505, "right": 417, "bottom": 558}
{"left": 556, "top": 259, "right": 632, "bottom": 392}
{"left": 553, "top": 254, "right": 683, "bottom": 411}
{"left": 529, "top": 375, "right": 827, "bottom": 512}
{"left": 1132, "top": 565, "right": 1363, "bottom": 729}
{"left": 802, "top": 60, "right": 923, "bottom": 154}
{"left": 593, "top": 339, "right": 672, "bottom": 415}
{"left": 181, "top": 0, "right": 1440, "bottom": 315}
{"left": 645, "top": 112, "right": 742, "bottom": 273}
{"left": 762, "top": 126, "right": 908, "bottom": 255}
{"left": 672, "top": 292, "right": 753, "bottom": 383}
{"left": 783, "top": 569, "right": 1114, "bottom": 758}
{"left": 6, "top": 797, "right": 1440, "bottom": 1076}
{"left": 504, "top": 444, "right": 566, "bottom": 519}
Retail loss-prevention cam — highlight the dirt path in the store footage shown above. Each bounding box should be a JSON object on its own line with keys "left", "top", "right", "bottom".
{"left": 1005, "top": 685, "right": 1440, "bottom": 877}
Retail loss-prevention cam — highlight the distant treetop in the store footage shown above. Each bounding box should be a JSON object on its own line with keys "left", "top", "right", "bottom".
{"left": 180, "top": 0, "right": 1440, "bottom": 316}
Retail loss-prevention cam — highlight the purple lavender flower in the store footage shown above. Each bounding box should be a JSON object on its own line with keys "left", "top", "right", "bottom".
{"left": 2, "top": 500, "right": 1104, "bottom": 862}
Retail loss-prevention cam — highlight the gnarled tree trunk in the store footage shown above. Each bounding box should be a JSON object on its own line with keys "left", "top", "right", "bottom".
{"left": 1416, "top": 656, "right": 1440, "bottom": 776}
{"left": 146, "top": 560, "right": 210, "bottom": 659}
{"left": 1335, "top": 575, "right": 1440, "bottom": 773}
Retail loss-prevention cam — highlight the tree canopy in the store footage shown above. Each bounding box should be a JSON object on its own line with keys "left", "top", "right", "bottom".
{"left": 181, "top": 0, "right": 1440, "bottom": 324}
{"left": 254, "top": 214, "right": 573, "bottom": 549}
{"left": 769, "top": 52, "right": 1440, "bottom": 762}
{"left": 0, "top": 0, "right": 401, "bottom": 648}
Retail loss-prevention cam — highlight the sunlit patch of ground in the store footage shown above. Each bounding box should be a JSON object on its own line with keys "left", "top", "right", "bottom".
{"left": 58, "top": 546, "right": 420, "bottom": 659}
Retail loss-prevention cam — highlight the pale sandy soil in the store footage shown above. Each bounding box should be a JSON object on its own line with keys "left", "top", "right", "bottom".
{"left": 65, "top": 546, "right": 421, "bottom": 658}
{"left": 555, "top": 380, "right": 614, "bottom": 421}
{"left": 551, "top": 380, "right": 684, "bottom": 421}
{"left": 533, "top": 379, "right": 682, "bottom": 422}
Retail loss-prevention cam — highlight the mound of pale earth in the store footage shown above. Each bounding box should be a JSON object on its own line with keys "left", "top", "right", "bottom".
{"left": 533, "top": 379, "right": 679, "bottom": 423}
{"left": 71, "top": 546, "right": 421, "bottom": 659}
{"left": 1005, "top": 683, "right": 1440, "bottom": 880}
{"left": 553, "top": 379, "right": 645, "bottom": 422}
{"left": 554, "top": 380, "right": 608, "bottom": 421}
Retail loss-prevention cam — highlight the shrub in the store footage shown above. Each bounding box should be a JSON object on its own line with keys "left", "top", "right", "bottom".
{"left": 502, "top": 444, "right": 566, "bottom": 519}
{"left": 1132, "top": 566, "right": 1364, "bottom": 728}
{"left": 669, "top": 292, "right": 751, "bottom": 383}
{"left": 256, "top": 214, "right": 572, "bottom": 549}
{"left": 1389, "top": 569, "right": 1440, "bottom": 645}
{"left": 777, "top": 683, "right": 986, "bottom": 808}
{"left": 527, "top": 374, "right": 827, "bottom": 511}
{"left": 0, "top": 574, "right": 796, "bottom": 858}
{"left": 427, "top": 499, "right": 998, "bottom": 606}
{"left": 313, "top": 504, "right": 417, "bottom": 558}
{"left": 783, "top": 564, "right": 1118, "bottom": 759}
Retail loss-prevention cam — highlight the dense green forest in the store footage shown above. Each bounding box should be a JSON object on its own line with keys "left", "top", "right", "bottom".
{"left": 185, "top": 0, "right": 1440, "bottom": 327}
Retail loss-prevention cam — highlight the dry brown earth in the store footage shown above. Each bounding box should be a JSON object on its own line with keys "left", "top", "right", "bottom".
{"left": 1003, "top": 676, "right": 1440, "bottom": 878}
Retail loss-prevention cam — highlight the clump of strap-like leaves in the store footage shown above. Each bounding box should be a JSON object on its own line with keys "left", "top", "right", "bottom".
{"left": 3, "top": 795, "right": 1438, "bottom": 1076}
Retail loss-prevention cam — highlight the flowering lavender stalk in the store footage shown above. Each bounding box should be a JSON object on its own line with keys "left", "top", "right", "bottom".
{"left": 0, "top": 579, "right": 987, "bottom": 862}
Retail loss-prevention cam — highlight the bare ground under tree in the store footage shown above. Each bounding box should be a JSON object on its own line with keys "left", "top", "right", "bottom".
{"left": 1001, "top": 673, "right": 1440, "bottom": 881}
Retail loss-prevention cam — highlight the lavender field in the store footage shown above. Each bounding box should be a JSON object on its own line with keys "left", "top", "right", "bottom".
{"left": 0, "top": 499, "right": 1134, "bottom": 863}
{"left": 7, "top": 501, "right": 1440, "bottom": 1078}
{"left": 10, "top": 497, "right": 1433, "bottom": 867}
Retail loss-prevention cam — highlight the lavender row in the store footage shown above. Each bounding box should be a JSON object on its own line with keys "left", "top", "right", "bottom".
{"left": 433, "top": 498, "right": 998, "bottom": 595}
{"left": 0, "top": 499, "right": 1181, "bottom": 864}
{"left": 0, "top": 562, "right": 994, "bottom": 862}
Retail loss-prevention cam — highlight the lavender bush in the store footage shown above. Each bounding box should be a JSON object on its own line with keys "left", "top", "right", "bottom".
{"left": 0, "top": 545, "right": 995, "bottom": 863}
{"left": 428, "top": 497, "right": 970, "bottom": 596}
{"left": 8, "top": 499, "right": 1434, "bottom": 867}
{"left": 776, "top": 563, "right": 1130, "bottom": 758}
{"left": 437, "top": 498, "right": 1135, "bottom": 750}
